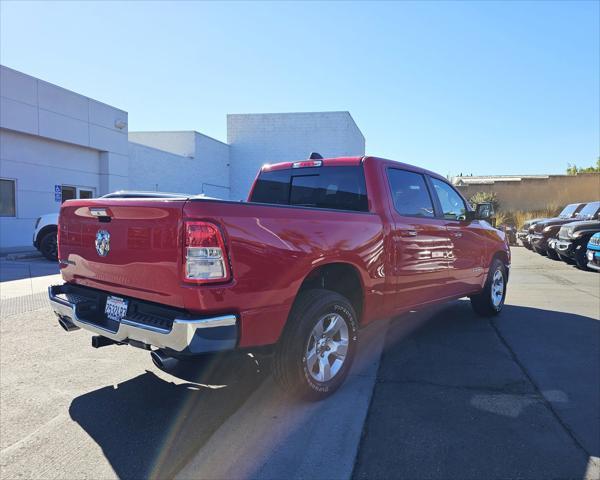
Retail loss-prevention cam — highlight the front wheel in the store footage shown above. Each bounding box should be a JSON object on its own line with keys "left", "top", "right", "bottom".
{"left": 39, "top": 231, "right": 58, "bottom": 261}
{"left": 470, "top": 259, "right": 507, "bottom": 317}
{"left": 547, "top": 248, "right": 560, "bottom": 261}
{"left": 272, "top": 289, "right": 358, "bottom": 401}
{"left": 574, "top": 248, "right": 591, "bottom": 271}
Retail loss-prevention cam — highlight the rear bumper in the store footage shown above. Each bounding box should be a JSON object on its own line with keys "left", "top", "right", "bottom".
{"left": 48, "top": 284, "right": 238, "bottom": 355}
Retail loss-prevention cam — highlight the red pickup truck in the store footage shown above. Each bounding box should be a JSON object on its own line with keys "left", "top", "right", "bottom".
{"left": 49, "top": 155, "right": 510, "bottom": 400}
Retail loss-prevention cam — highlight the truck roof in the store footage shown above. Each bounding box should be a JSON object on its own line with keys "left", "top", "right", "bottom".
{"left": 261, "top": 156, "right": 364, "bottom": 171}
{"left": 261, "top": 155, "right": 447, "bottom": 182}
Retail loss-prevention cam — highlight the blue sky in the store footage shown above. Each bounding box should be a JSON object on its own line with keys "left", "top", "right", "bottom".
{"left": 1, "top": 1, "right": 598, "bottom": 176}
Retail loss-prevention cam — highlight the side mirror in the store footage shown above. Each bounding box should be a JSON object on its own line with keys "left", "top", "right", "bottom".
{"left": 473, "top": 202, "right": 497, "bottom": 226}
{"left": 475, "top": 202, "right": 495, "bottom": 220}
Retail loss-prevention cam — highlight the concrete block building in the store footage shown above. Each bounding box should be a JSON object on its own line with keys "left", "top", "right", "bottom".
{"left": 227, "top": 112, "right": 365, "bottom": 200}
{"left": 0, "top": 65, "right": 365, "bottom": 251}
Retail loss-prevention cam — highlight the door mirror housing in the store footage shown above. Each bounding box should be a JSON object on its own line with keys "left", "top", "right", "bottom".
{"left": 475, "top": 202, "right": 495, "bottom": 219}
{"left": 473, "top": 202, "right": 496, "bottom": 226}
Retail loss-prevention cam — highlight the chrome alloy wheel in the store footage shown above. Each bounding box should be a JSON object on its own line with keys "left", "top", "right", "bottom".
{"left": 491, "top": 269, "right": 505, "bottom": 308}
{"left": 304, "top": 313, "right": 349, "bottom": 382}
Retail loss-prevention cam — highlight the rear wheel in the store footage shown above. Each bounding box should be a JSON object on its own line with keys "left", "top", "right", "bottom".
{"left": 39, "top": 230, "right": 58, "bottom": 261}
{"left": 272, "top": 289, "right": 358, "bottom": 401}
{"left": 470, "top": 259, "right": 507, "bottom": 317}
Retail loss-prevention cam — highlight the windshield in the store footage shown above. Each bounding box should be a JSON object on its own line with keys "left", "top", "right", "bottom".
{"left": 559, "top": 204, "right": 579, "bottom": 218}
{"left": 575, "top": 201, "right": 600, "bottom": 220}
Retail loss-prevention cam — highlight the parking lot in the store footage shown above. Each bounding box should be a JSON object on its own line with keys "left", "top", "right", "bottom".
{"left": 1, "top": 248, "right": 598, "bottom": 480}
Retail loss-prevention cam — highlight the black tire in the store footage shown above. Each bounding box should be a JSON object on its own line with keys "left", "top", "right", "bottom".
{"left": 546, "top": 248, "right": 560, "bottom": 261}
{"left": 558, "top": 253, "right": 575, "bottom": 265}
{"left": 470, "top": 258, "right": 507, "bottom": 317}
{"left": 39, "top": 230, "right": 58, "bottom": 261}
{"left": 272, "top": 289, "right": 358, "bottom": 401}
{"left": 574, "top": 248, "right": 591, "bottom": 271}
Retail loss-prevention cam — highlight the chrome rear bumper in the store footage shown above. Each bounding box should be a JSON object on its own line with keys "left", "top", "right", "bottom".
{"left": 48, "top": 284, "right": 237, "bottom": 354}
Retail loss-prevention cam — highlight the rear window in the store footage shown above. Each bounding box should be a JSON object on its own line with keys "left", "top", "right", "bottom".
{"left": 250, "top": 166, "right": 368, "bottom": 212}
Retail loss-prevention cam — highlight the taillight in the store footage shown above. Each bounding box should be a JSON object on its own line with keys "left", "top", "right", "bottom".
{"left": 183, "top": 221, "right": 230, "bottom": 283}
{"left": 292, "top": 160, "right": 322, "bottom": 168}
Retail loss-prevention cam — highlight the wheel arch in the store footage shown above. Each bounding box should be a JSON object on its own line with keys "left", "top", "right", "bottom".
{"left": 295, "top": 262, "right": 365, "bottom": 323}
{"left": 491, "top": 250, "right": 510, "bottom": 280}
{"left": 36, "top": 224, "right": 57, "bottom": 244}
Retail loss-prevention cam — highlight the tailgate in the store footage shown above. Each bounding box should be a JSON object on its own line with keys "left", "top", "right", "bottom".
{"left": 58, "top": 198, "right": 186, "bottom": 307}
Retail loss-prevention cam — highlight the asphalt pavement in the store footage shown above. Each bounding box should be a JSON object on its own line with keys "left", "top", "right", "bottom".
{"left": 353, "top": 248, "right": 599, "bottom": 480}
{"left": 0, "top": 248, "right": 598, "bottom": 480}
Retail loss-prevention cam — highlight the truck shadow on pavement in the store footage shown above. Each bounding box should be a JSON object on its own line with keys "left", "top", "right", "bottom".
{"left": 69, "top": 353, "right": 268, "bottom": 480}
{"left": 353, "top": 300, "right": 599, "bottom": 480}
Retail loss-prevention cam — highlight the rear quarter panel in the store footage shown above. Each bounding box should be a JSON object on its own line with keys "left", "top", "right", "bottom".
{"left": 182, "top": 200, "right": 386, "bottom": 346}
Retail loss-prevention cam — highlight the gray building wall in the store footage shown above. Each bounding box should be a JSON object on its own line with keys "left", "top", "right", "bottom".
{"left": 128, "top": 131, "right": 230, "bottom": 198}
{"left": 0, "top": 65, "right": 129, "bottom": 250}
{"left": 227, "top": 111, "right": 366, "bottom": 200}
{"left": 0, "top": 129, "right": 101, "bottom": 249}
{"left": 1, "top": 66, "right": 367, "bottom": 250}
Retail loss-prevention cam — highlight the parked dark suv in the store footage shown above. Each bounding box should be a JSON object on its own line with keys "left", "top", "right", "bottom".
{"left": 528, "top": 203, "right": 586, "bottom": 255}
{"left": 519, "top": 217, "right": 544, "bottom": 249}
{"left": 553, "top": 201, "right": 600, "bottom": 269}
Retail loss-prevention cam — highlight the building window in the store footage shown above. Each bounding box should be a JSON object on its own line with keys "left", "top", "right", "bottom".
{"left": 0, "top": 179, "right": 16, "bottom": 217}
{"left": 61, "top": 185, "right": 77, "bottom": 202}
{"left": 61, "top": 185, "right": 96, "bottom": 203}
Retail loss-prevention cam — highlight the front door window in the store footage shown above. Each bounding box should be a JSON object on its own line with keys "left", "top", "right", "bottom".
{"left": 430, "top": 178, "right": 467, "bottom": 221}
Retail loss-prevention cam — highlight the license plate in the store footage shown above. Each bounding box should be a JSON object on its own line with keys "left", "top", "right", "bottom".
{"left": 105, "top": 296, "right": 129, "bottom": 322}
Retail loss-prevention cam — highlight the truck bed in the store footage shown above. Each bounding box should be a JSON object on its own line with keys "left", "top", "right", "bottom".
{"left": 59, "top": 197, "right": 385, "bottom": 346}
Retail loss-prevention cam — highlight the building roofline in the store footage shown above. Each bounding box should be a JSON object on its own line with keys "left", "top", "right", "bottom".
{"left": 1, "top": 64, "right": 128, "bottom": 114}
{"left": 129, "top": 130, "right": 228, "bottom": 146}
{"left": 226, "top": 110, "right": 365, "bottom": 142}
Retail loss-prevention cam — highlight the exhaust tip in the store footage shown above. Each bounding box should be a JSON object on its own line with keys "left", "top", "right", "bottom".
{"left": 151, "top": 350, "right": 177, "bottom": 371}
{"left": 58, "top": 316, "right": 79, "bottom": 332}
{"left": 92, "top": 335, "right": 119, "bottom": 348}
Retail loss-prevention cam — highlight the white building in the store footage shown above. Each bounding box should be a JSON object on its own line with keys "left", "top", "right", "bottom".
{"left": 0, "top": 65, "right": 365, "bottom": 252}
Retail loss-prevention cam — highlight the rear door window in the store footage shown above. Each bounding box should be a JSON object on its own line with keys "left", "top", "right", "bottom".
{"left": 250, "top": 166, "right": 368, "bottom": 212}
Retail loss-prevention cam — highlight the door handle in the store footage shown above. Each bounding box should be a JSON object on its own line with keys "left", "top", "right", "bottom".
{"left": 401, "top": 230, "right": 418, "bottom": 237}
{"left": 450, "top": 231, "right": 463, "bottom": 238}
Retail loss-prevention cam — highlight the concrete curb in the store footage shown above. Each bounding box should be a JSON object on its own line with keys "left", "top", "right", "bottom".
{"left": 3, "top": 251, "right": 43, "bottom": 261}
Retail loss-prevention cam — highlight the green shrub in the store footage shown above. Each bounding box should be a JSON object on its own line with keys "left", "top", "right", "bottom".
{"left": 469, "top": 192, "right": 500, "bottom": 211}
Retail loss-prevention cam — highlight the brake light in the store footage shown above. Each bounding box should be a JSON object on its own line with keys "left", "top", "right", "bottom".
{"left": 183, "top": 221, "right": 230, "bottom": 283}
{"left": 292, "top": 160, "right": 322, "bottom": 168}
